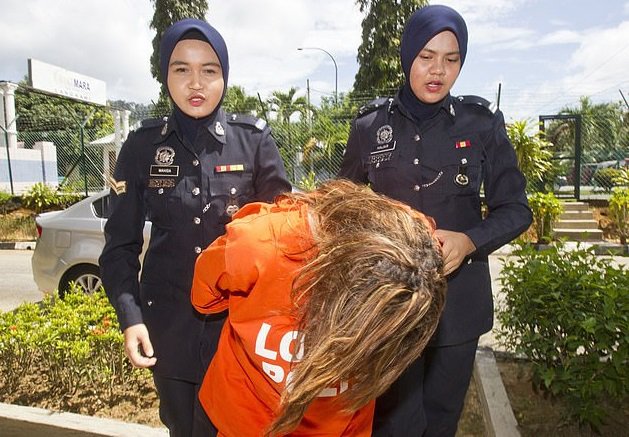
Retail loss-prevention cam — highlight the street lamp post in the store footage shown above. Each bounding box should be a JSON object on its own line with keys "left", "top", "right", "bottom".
{"left": 297, "top": 47, "right": 338, "bottom": 105}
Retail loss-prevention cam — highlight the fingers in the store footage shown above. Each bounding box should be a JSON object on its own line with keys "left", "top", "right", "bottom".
{"left": 123, "top": 324, "right": 157, "bottom": 368}
{"left": 435, "top": 229, "right": 476, "bottom": 276}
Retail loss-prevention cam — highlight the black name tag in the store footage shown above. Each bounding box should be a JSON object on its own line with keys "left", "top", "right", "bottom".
{"left": 150, "top": 165, "right": 179, "bottom": 177}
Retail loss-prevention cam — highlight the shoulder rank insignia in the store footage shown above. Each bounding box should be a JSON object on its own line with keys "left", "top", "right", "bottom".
{"left": 358, "top": 97, "right": 391, "bottom": 117}
{"left": 107, "top": 176, "right": 127, "bottom": 195}
{"left": 227, "top": 114, "right": 267, "bottom": 131}
{"left": 457, "top": 95, "right": 497, "bottom": 114}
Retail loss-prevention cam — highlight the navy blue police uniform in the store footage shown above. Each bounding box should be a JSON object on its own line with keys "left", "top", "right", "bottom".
{"left": 99, "top": 108, "right": 291, "bottom": 434}
{"left": 339, "top": 92, "right": 532, "bottom": 436}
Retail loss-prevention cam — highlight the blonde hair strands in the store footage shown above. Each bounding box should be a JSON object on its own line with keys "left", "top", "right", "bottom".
{"left": 267, "top": 179, "right": 446, "bottom": 436}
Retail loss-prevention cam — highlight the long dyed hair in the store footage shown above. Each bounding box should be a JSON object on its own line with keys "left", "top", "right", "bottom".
{"left": 267, "top": 179, "right": 446, "bottom": 435}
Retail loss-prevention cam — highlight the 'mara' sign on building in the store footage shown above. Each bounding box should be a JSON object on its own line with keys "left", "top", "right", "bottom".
{"left": 28, "top": 58, "right": 107, "bottom": 106}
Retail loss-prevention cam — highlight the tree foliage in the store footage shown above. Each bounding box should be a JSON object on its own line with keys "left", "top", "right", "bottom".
{"left": 353, "top": 0, "right": 428, "bottom": 94}
{"left": 546, "top": 97, "right": 628, "bottom": 164}
{"left": 15, "top": 82, "right": 113, "bottom": 137}
{"left": 222, "top": 86, "right": 261, "bottom": 115}
{"left": 149, "top": 0, "right": 208, "bottom": 104}
{"left": 506, "top": 119, "right": 554, "bottom": 191}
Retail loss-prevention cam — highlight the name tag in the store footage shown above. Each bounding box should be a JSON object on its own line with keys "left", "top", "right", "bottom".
{"left": 150, "top": 165, "right": 179, "bottom": 177}
{"left": 370, "top": 140, "right": 396, "bottom": 155}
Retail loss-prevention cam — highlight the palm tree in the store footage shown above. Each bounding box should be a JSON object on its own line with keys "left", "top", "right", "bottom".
{"left": 268, "top": 87, "right": 308, "bottom": 123}
{"left": 222, "top": 86, "right": 260, "bottom": 114}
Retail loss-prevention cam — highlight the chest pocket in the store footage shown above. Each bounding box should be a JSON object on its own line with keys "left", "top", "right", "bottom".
{"left": 366, "top": 142, "right": 402, "bottom": 192}
{"left": 423, "top": 134, "right": 484, "bottom": 197}
{"left": 145, "top": 184, "right": 182, "bottom": 230}
{"left": 210, "top": 171, "right": 255, "bottom": 223}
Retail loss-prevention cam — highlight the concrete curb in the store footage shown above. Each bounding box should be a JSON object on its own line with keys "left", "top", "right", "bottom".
{"left": 0, "top": 241, "right": 36, "bottom": 250}
{"left": 0, "top": 403, "right": 168, "bottom": 437}
{"left": 474, "top": 347, "right": 520, "bottom": 437}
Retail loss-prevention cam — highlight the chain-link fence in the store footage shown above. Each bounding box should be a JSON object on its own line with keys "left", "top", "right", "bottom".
{"left": 4, "top": 84, "right": 627, "bottom": 200}
{"left": 540, "top": 105, "right": 629, "bottom": 199}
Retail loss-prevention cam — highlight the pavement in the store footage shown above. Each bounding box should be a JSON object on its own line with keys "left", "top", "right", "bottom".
{"left": 1, "top": 241, "right": 627, "bottom": 435}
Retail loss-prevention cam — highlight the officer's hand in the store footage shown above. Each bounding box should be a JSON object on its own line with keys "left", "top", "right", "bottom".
{"left": 123, "top": 323, "right": 157, "bottom": 368}
{"left": 434, "top": 229, "right": 476, "bottom": 276}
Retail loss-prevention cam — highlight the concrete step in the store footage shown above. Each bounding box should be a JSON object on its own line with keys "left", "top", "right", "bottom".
{"left": 561, "top": 202, "right": 590, "bottom": 212}
{"left": 559, "top": 211, "right": 595, "bottom": 220}
{"left": 553, "top": 228, "right": 604, "bottom": 241}
{"left": 555, "top": 219, "right": 600, "bottom": 230}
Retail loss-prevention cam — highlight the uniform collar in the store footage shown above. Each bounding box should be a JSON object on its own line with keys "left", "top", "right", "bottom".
{"left": 158, "top": 109, "right": 228, "bottom": 146}
{"left": 394, "top": 90, "right": 457, "bottom": 123}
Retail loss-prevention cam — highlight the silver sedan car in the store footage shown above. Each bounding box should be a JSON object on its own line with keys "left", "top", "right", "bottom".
{"left": 31, "top": 190, "right": 151, "bottom": 296}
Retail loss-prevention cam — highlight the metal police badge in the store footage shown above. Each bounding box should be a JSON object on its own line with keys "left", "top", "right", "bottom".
{"left": 155, "top": 146, "right": 175, "bottom": 166}
{"left": 376, "top": 125, "right": 393, "bottom": 145}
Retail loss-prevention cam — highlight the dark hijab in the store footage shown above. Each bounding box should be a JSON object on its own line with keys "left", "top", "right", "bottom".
{"left": 159, "top": 18, "right": 230, "bottom": 143}
{"left": 398, "top": 5, "right": 468, "bottom": 123}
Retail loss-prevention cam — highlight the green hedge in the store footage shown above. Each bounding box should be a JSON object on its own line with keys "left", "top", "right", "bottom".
{"left": 497, "top": 243, "right": 628, "bottom": 430}
{"left": 0, "top": 287, "right": 149, "bottom": 399}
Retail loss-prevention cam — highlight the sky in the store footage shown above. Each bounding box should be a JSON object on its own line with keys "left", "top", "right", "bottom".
{"left": 1, "top": 0, "right": 628, "bottom": 121}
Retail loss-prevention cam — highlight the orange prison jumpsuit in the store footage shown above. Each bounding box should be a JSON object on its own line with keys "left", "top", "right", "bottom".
{"left": 191, "top": 199, "right": 374, "bottom": 437}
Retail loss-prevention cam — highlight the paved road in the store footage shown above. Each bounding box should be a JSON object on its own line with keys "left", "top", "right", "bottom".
{"left": 0, "top": 249, "right": 43, "bottom": 312}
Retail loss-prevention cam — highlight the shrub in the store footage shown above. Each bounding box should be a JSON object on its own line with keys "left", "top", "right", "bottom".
{"left": 21, "top": 182, "right": 58, "bottom": 213}
{"left": 612, "top": 167, "right": 629, "bottom": 186}
{"left": 0, "top": 286, "right": 149, "bottom": 400}
{"left": 496, "top": 242, "right": 629, "bottom": 430}
{"left": 528, "top": 192, "right": 563, "bottom": 243}
{"left": 609, "top": 187, "right": 629, "bottom": 244}
{"left": 0, "top": 190, "right": 14, "bottom": 214}
{"left": 593, "top": 167, "right": 621, "bottom": 191}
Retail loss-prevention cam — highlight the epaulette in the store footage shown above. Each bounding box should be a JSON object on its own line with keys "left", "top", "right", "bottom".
{"left": 456, "top": 95, "right": 497, "bottom": 114}
{"left": 357, "top": 97, "right": 393, "bottom": 117}
{"left": 140, "top": 117, "right": 168, "bottom": 129}
{"left": 226, "top": 113, "right": 267, "bottom": 131}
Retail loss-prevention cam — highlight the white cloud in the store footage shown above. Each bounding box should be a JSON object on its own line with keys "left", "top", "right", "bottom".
{"left": 539, "top": 30, "right": 582, "bottom": 45}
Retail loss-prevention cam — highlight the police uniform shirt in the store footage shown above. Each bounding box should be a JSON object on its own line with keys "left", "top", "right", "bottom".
{"left": 100, "top": 109, "right": 291, "bottom": 381}
{"left": 339, "top": 92, "right": 532, "bottom": 345}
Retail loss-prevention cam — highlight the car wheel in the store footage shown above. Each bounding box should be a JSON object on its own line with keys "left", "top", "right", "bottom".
{"left": 59, "top": 264, "right": 103, "bottom": 297}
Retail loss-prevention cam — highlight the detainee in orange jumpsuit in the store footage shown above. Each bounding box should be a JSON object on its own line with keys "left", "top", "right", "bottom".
{"left": 191, "top": 179, "right": 447, "bottom": 436}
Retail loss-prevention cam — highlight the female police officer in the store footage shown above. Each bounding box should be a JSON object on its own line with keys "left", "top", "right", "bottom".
{"left": 99, "top": 18, "right": 291, "bottom": 436}
{"left": 338, "top": 5, "right": 532, "bottom": 436}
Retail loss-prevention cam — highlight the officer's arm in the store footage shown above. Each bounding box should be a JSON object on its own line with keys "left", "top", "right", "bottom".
{"left": 253, "top": 127, "right": 292, "bottom": 201}
{"left": 192, "top": 223, "right": 264, "bottom": 314}
{"left": 99, "top": 132, "right": 146, "bottom": 330}
{"left": 464, "top": 111, "right": 533, "bottom": 256}
{"left": 338, "top": 119, "right": 368, "bottom": 183}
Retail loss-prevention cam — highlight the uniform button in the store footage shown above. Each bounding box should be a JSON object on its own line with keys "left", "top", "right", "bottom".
{"left": 192, "top": 187, "right": 200, "bottom": 196}
{"left": 413, "top": 158, "right": 420, "bottom": 165}
{"left": 147, "top": 300, "right": 153, "bottom": 307}
{"left": 413, "top": 185, "right": 420, "bottom": 191}
{"left": 414, "top": 134, "right": 421, "bottom": 142}
{"left": 192, "top": 159, "right": 199, "bottom": 166}
{"left": 194, "top": 246, "right": 202, "bottom": 254}
{"left": 158, "top": 188, "right": 164, "bottom": 195}
{"left": 193, "top": 217, "right": 201, "bottom": 225}
{"left": 230, "top": 187, "right": 237, "bottom": 195}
